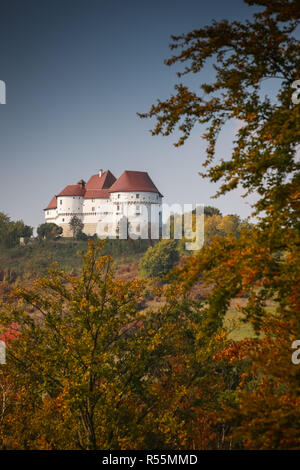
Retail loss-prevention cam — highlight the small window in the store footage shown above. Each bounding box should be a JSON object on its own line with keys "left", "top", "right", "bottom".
{"left": 92, "top": 207, "right": 95, "bottom": 211}
{"left": 117, "top": 205, "right": 120, "bottom": 211}
{"left": 136, "top": 205, "right": 140, "bottom": 212}
{"left": 62, "top": 218, "right": 64, "bottom": 222}
{"left": 136, "top": 194, "right": 139, "bottom": 199}
{"left": 136, "top": 224, "right": 140, "bottom": 233}
{"left": 92, "top": 199, "right": 95, "bottom": 202}
{"left": 118, "top": 194, "right": 120, "bottom": 199}
{"left": 47, "top": 211, "right": 49, "bottom": 215}
{"left": 60, "top": 200, "right": 62, "bottom": 205}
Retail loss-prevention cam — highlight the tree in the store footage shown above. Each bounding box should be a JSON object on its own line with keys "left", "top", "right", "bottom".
{"left": 138, "top": 0, "right": 300, "bottom": 446}
{"left": 0, "top": 212, "right": 33, "bottom": 248}
{"left": 69, "top": 216, "right": 84, "bottom": 239}
{"left": 217, "top": 314, "right": 300, "bottom": 449}
{"left": 139, "top": 0, "right": 299, "bottom": 232}
{"left": 139, "top": 239, "right": 179, "bottom": 279}
{"left": 138, "top": 0, "right": 299, "bottom": 323}
{"left": 0, "top": 241, "right": 239, "bottom": 449}
{"left": 203, "top": 206, "right": 222, "bottom": 218}
{"left": 37, "top": 223, "right": 63, "bottom": 240}
{"left": 204, "top": 214, "right": 241, "bottom": 245}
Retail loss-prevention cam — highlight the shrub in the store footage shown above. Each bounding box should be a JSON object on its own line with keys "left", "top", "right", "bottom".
{"left": 139, "top": 239, "right": 179, "bottom": 279}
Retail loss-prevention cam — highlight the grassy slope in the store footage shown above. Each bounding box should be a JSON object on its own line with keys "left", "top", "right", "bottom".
{"left": 0, "top": 238, "right": 152, "bottom": 281}
{"left": 0, "top": 239, "right": 273, "bottom": 340}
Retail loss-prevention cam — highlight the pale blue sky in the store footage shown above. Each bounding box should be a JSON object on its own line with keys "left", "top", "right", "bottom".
{"left": 0, "top": 0, "right": 261, "bottom": 230}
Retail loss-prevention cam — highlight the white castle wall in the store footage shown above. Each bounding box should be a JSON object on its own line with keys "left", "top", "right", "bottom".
{"left": 110, "top": 191, "right": 162, "bottom": 238}
{"left": 45, "top": 208, "right": 58, "bottom": 221}
{"left": 45, "top": 191, "right": 162, "bottom": 238}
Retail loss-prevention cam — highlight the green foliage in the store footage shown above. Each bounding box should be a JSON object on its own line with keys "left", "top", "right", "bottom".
{"left": 0, "top": 238, "right": 155, "bottom": 281}
{"left": 137, "top": 0, "right": 300, "bottom": 448}
{"left": 76, "top": 230, "right": 88, "bottom": 241}
{"left": 203, "top": 206, "right": 222, "bottom": 218}
{"left": 37, "top": 223, "right": 63, "bottom": 240}
{"left": 0, "top": 212, "right": 33, "bottom": 248}
{"left": 139, "top": 239, "right": 179, "bottom": 279}
{"left": 0, "top": 241, "right": 239, "bottom": 450}
{"left": 69, "top": 215, "right": 84, "bottom": 238}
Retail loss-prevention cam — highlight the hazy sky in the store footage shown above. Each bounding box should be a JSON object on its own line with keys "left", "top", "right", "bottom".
{"left": 0, "top": 0, "right": 262, "bottom": 230}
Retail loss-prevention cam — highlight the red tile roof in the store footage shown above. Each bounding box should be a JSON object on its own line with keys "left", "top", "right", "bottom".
{"left": 84, "top": 170, "right": 116, "bottom": 199}
{"left": 44, "top": 170, "right": 162, "bottom": 207}
{"left": 44, "top": 196, "right": 57, "bottom": 210}
{"left": 109, "top": 171, "right": 163, "bottom": 197}
{"left": 56, "top": 184, "right": 86, "bottom": 197}
{"left": 84, "top": 189, "right": 111, "bottom": 199}
{"left": 85, "top": 170, "right": 116, "bottom": 190}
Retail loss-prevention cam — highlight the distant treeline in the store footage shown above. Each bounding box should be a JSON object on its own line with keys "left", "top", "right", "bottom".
{"left": 0, "top": 212, "right": 33, "bottom": 248}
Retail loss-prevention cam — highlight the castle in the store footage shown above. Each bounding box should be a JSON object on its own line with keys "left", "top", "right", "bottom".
{"left": 44, "top": 169, "right": 163, "bottom": 238}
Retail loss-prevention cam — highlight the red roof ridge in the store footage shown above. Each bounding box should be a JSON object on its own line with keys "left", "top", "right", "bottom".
{"left": 56, "top": 184, "right": 86, "bottom": 197}
{"left": 109, "top": 170, "right": 163, "bottom": 197}
{"left": 85, "top": 170, "right": 116, "bottom": 191}
{"left": 44, "top": 195, "right": 57, "bottom": 210}
{"left": 44, "top": 169, "right": 162, "bottom": 209}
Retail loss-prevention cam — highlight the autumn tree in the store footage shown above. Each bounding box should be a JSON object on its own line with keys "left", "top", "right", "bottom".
{"left": 139, "top": 0, "right": 300, "bottom": 327}
{"left": 0, "top": 241, "right": 240, "bottom": 449}
{"left": 138, "top": 0, "right": 300, "bottom": 447}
